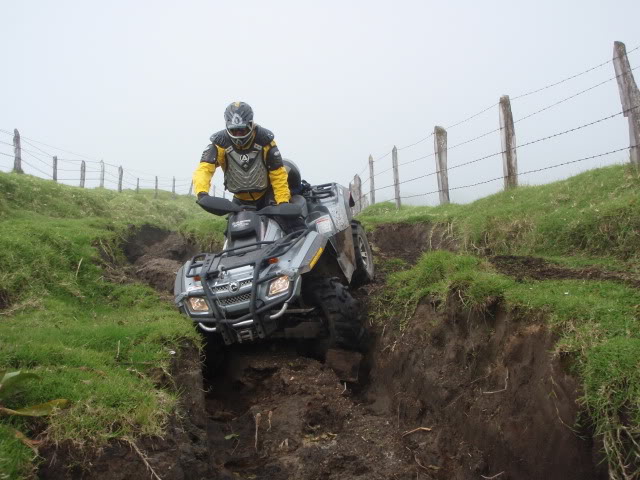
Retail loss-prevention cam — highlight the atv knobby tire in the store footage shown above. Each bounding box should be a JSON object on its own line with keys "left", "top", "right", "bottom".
{"left": 350, "top": 221, "right": 375, "bottom": 288}
{"left": 303, "top": 277, "right": 367, "bottom": 351}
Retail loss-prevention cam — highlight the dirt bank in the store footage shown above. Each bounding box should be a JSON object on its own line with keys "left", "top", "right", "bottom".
{"left": 39, "top": 341, "right": 212, "bottom": 479}
{"left": 370, "top": 223, "right": 457, "bottom": 264}
{"left": 42, "top": 222, "right": 609, "bottom": 479}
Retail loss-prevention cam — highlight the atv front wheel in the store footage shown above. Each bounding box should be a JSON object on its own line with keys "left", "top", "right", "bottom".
{"left": 303, "top": 277, "right": 367, "bottom": 351}
{"left": 350, "top": 221, "right": 375, "bottom": 288}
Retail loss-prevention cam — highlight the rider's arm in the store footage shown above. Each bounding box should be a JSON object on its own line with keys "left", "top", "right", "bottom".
{"left": 193, "top": 144, "right": 225, "bottom": 195}
{"left": 265, "top": 140, "right": 291, "bottom": 204}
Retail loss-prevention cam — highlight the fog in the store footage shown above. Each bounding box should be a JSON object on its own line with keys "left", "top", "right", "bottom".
{"left": 1, "top": 0, "right": 639, "bottom": 204}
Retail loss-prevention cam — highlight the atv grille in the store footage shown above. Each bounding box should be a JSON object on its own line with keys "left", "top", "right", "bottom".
{"left": 213, "top": 279, "right": 253, "bottom": 294}
{"left": 217, "top": 292, "right": 252, "bottom": 306}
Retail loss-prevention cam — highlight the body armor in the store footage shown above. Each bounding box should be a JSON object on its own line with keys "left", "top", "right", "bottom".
{"left": 223, "top": 143, "right": 269, "bottom": 193}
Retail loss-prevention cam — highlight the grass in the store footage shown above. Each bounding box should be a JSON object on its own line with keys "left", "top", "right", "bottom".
{"left": 359, "top": 164, "right": 640, "bottom": 264}
{"left": 0, "top": 172, "right": 226, "bottom": 479}
{"left": 363, "top": 164, "right": 640, "bottom": 478}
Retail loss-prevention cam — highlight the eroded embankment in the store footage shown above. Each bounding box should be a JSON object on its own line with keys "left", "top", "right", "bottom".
{"left": 42, "top": 223, "right": 608, "bottom": 479}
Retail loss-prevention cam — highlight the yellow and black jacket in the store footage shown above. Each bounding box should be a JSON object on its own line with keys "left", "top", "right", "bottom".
{"left": 192, "top": 126, "right": 291, "bottom": 204}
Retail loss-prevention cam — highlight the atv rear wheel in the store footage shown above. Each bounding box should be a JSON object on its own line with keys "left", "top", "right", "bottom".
{"left": 350, "top": 221, "right": 375, "bottom": 288}
{"left": 303, "top": 277, "right": 367, "bottom": 351}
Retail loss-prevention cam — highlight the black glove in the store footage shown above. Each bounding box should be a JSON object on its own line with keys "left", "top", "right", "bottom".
{"left": 197, "top": 192, "right": 209, "bottom": 201}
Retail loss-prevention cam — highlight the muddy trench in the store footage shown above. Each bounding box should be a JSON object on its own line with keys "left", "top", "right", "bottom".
{"left": 41, "top": 223, "right": 609, "bottom": 479}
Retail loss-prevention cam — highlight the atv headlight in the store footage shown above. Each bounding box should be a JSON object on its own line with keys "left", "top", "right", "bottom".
{"left": 187, "top": 297, "right": 210, "bottom": 313}
{"left": 268, "top": 276, "right": 290, "bottom": 297}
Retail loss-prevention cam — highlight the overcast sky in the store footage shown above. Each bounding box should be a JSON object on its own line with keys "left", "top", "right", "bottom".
{"left": 1, "top": 0, "right": 639, "bottom": 204}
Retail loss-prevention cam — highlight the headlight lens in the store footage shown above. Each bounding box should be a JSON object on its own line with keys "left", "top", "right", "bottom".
{"left": 268, "top": 276, "right": 290, "bottom": 297}
{"left": 187, "top": 297, "right": 210, "bottom": 313}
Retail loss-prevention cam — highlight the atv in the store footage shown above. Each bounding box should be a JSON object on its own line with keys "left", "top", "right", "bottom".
{"left": 173, "top": 163, "right": 374, "bottom": 355}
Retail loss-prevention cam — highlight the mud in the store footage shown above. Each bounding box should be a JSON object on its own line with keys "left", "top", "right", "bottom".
{"left": 491, "top": 254, "right": 640, "bottom": 288}
{"left": 370, "top": 223, "right": 457, "bottom": 264}
{"left": 122, "top": 225, "right": 199, "bottom": 293}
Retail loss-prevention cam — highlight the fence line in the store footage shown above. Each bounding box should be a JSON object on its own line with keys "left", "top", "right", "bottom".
{"left": 349, "top": 40, "right": 640, "bottom": 214}
{"left": 0, "top": 129, "right": 202, "bottom": 197}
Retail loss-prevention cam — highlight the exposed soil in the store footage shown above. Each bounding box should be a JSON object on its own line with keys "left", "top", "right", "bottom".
{"left": 41, "top": 222, "right": 610, "bottom": 479}
{"left": 122, "top": 225, "right": 199, "bottom": 293}
{"left": 370, "top": 223, "right": 457, "bottom": 264}
{"left": 490, "top": 254, "right": 640, "bottom": 288}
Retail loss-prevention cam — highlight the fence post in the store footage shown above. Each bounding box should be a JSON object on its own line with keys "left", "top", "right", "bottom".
{"left": 155, "top": 176, "right": 158, "bottom": 198}
{"left": 434, "top": 126, "right": 450, "bottom": 205}
{"left": 80, "top": 161, "right": 86, "bottom": 188}
{"left": 188, "top": 181, "right": 193, "bottom": 196}
{"left": 52, "top": 156, "right": 58, "bottom": 182}
{"left": 172, "top": 177, "right": 176, "bottom": 198}
{"left": 613, "top": 41, "right": 640, "bottom": 167}
{"left": 136, "top": 178, "right": 140, "bottom": 193}
{"left": 118, "top": 166, "right": 123, "bottom": 192}
{"left": 499, "top": 95, "right": 518, "bottom": 189}
{"left": 392, "top": 146, "right": 401, "bottom": 208}
{"left": 13, "top": 129, "right": 23, "bottom": 174}
{"left": 212, "top": 185, "right": 216, "bottom": 197}
{"left": 352, "top": 174, "right": 362, "bottom": 214}
{"left": 223, "top": 189, "right": 226, "bottom": 199}
{"left": 99, "top": 160, "right": 105, "bottom": 188}
{"left": 368, "top": 154, "right": 375, "bottom": 205}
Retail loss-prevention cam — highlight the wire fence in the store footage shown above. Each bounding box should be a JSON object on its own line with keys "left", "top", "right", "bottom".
{"left": 349, "top": 41, "right": 640, "bottom": 213}
{"left": 0, "top": 128, "right": 201, "bottom": 197}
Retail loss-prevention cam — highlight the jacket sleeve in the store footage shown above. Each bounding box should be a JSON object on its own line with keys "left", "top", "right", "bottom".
{"left": 193, "top": 144, "right": 218, "bottom": 195}
{"left": 264, "top": 140, "right": 291, "bottom": 203}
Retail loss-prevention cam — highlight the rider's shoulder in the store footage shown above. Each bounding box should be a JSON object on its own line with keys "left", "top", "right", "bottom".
{"left": 254, "top": 125, "right": 275, "bottom": 145}
{"left": 209, "top": 130, "right": 231, "bottom": 147}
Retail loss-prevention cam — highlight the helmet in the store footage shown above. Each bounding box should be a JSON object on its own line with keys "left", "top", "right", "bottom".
{"left": 224, "top": 101, "right": 255, "bottom": 148}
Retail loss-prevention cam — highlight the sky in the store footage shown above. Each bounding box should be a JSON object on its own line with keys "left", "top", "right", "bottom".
{"left": 1, "top": 0, "right": 639, "bottom": 204}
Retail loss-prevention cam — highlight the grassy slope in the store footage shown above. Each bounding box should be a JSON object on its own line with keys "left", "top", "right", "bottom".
{"left": 362, "top": 164, "right": 640, "bottom": 477}
{"left": 360, "top": 164, "right": 640, "bottom": 264}
{"left": 0, "top": 173, "right": 224, "bottom": 479}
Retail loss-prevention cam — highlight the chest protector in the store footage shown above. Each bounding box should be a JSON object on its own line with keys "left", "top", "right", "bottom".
{"left": 223, "top": 143, "right": 269, "bottom": 193}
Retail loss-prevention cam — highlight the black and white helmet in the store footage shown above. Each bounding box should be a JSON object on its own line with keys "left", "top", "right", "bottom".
{"left": 224, "top": 101, "right": 255, "bottom": 148}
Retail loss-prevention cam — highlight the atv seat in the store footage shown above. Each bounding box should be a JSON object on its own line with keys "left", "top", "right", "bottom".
{"left": 290, "top": 195, "right": 308, "bottom": 217}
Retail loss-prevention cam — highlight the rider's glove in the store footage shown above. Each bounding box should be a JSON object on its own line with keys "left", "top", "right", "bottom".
{"left": 197, "top": 192, "right": 209, "bottom": 201}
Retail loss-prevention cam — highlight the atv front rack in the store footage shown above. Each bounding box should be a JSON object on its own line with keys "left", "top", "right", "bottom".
{"left": 188, "top": 228, "right": 311, "bottom": 344}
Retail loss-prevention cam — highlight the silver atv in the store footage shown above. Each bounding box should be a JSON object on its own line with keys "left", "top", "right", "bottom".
{"left": 174, "top": 178, "right": 374, "bottom": 352}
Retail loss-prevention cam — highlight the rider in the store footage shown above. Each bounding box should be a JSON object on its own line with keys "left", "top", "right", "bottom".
{"left": 193, "top": 101, "right": 291, "bottom": 208}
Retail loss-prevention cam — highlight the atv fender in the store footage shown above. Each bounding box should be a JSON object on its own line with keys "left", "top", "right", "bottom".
{"left": 284, "top": 230, "right": 328, "bottom": 275}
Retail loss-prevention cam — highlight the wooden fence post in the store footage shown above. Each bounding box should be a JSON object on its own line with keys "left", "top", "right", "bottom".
{"left": 368, "top": 154, "right": 375, "bottom": 205}
{"left": 13, "top": 129, "right": 23, "bottom": 174}
{"left": 188, "top": 181, "right": 193, "bottom": 196}
{"left": 118, "top": 166, "right": 123, "bottom": 192}
{"left": 155, "top": 176, "right": 158, "bottom": 198}
{"left": 136, "top": 178, "right": 140, "bottom": 193}
{"left": 172, "top": 177, "right": 176, "bottom": 198}
{"left": 99, "top": 160, "right": 105, "bottom": 188}
{"left": 223, "top": 189, "right": 226, "bottom": 199}
{"left": 613, "top": 41, "right": 640, "bottom": 167}
{"left": 52, "top": 156, "right": 58, "bottom": 182}
{"left": 212, "top": 185, "right": 216, "bottom": 197}
{"left": 499, "top": 95, "right": 518, "bottom": 189}
{"left": 352, "top": 174, "right": 362, "bottom": 214}
{"left": 80, "top": 161, "right": 86, "bottom": 188}
{"left": 392, "top": 146, "right": 401, "bottom": 208}
{"left": 434, "top": 126, "right": 450, "bottom": 205}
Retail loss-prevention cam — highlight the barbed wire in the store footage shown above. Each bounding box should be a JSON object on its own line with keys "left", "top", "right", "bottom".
{"left": 356, "top": 43, "right": 640, "bottom": 176}
{"left": 21, "top": 159, "right": 53, "bottom": 178}
{"left": 369, "top": 107, "right": 634, "bottom": 193}
{"left": 399, "top": 146, "right": 630, "bottom": 200}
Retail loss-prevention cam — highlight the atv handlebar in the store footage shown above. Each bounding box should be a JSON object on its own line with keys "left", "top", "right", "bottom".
{"left": 197, "top": 195, "right": 302, "bottom": 218}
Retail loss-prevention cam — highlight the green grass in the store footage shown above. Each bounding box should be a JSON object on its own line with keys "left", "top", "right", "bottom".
{"left": 359, "top": 164, "right": 640, "bottom": 263}
{"left": 0, "top": 172, "right": 226, "bottom": 479}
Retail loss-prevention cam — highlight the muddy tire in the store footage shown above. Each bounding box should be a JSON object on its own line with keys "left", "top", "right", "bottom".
{"left": 351, "top": 221, "right": 375, "bottom": 288}
{"left": 303, "top": 277, "right": 367, "bottom": 351}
